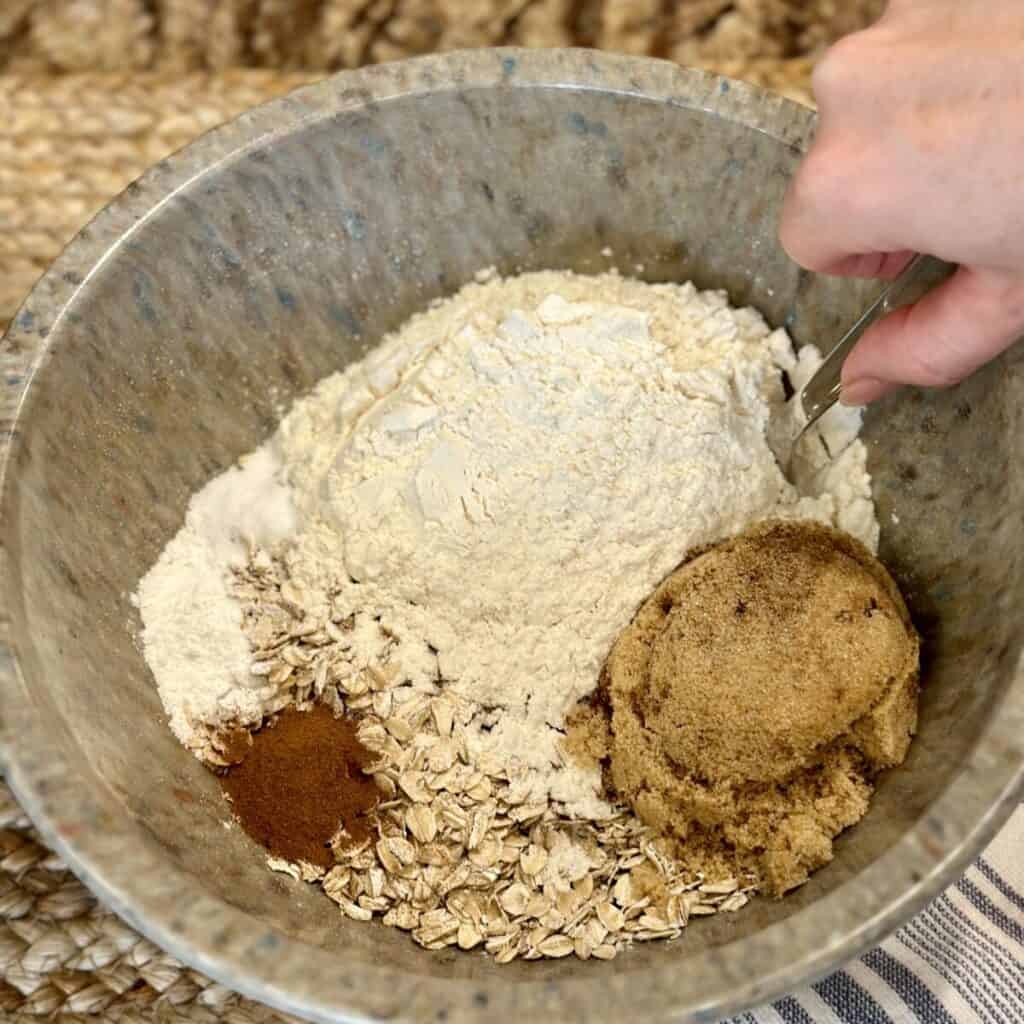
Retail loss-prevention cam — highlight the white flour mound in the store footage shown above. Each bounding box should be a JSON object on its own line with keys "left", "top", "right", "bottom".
{"left": 138, "top": 271, "right": 877, "bottom": 816}
{"left": 136, "top": 447, "right": 296, "bottom": 745}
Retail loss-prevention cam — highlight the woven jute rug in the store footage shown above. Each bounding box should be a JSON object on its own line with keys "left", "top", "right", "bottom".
{"left": 0, "top": 54, "right": 822, "bottom": 1024}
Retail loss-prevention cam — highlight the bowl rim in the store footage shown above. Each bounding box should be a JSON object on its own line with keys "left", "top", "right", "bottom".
{"left": 1, "top": 46, "right": 1022, "bottom": 1024}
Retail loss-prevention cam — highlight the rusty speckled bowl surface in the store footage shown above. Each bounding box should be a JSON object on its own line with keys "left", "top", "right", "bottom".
{"left": 0, "top": 49, "right": 1022, "bottom": 1024}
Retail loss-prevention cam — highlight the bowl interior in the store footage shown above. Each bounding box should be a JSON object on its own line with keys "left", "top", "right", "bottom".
{"left": 3, "top": 55, "right": 1024, "bottom": 1023}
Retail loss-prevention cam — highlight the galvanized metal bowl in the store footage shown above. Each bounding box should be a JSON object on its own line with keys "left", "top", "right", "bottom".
{"left": 1, "top": 49, "right": 1022, "bottom": 1024}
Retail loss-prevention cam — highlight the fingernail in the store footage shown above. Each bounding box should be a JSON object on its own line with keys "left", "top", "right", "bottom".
{"left": 840, "top": 377, "right": 889, "bottom": 406}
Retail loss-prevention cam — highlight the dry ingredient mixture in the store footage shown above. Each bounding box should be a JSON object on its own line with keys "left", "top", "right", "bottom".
{"left": 138, "top": 269, "right": 892, "bottom": 962}
{"left": 568, "top": 519, "right": 919, "bottom": 897}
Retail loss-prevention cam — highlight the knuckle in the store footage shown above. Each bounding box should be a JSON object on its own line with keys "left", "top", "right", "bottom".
{"left": 958, "top": 270, "right": 1024, "bottom": 343}
{"left": 902, "top": 327, "right": 969, "bottom": 389}
{"left": 794, "top": 141, "right": 866, "bottom": 217}
{"left": 812, "top": 36, "right": 860, "bottom": 96}
{"left": 1005, "top": 297, "right": 1024, "bottom": 330}
{"left": 989, "top": 275, "right": 1024, "bottom": 330}
{"left": 780, "top": 140, "right": 873, "bottom": 268}
{"left": 907, "top": 353, "right": 962, "bottom": 389}
{"left": 812, "top": 30, "right": 877, "bottom": 105}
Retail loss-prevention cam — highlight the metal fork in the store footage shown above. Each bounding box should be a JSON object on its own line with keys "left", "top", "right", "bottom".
{"left": 784, "top": 253, "right": 949, "bottom": 476}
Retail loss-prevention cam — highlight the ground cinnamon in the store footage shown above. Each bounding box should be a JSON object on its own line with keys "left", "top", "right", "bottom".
{"left": 218, "top": 704, "right": 379, "bottom": 869}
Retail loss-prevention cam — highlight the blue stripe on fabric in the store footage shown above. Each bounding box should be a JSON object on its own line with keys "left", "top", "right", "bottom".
{"left": 904, "top": 910, "right": 1009, "bottom": 1024}
{"left": 814, "top": 969, "right": 893, "bottom": 1024}
{"left": 937, "top": 897, "right": 1024, "bottom": 999}
{"left": 904, "top": 902, "right": 1023, "bottom": 1024}
{"left": 898, "top": 922, "right": 994, "bottom": 1024}
{"left": 977, "top": 858, "right": 1024, "bottom": 914}
{"left": 774, "top": 994, "right": 816, "bottom": 1024}
{"left": 932, "top": 893, "right": 1024, "bottom": 1005}
{"left": 863, "top": 947, "right": 958, "bottom": 1024}
{"left": 957, "top": 876, "right": 1024, "bottom": 948}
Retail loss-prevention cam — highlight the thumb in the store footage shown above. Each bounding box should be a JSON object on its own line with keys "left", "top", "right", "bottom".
{"left": 839, "top": 267, "right": 1024, "bottom": 405}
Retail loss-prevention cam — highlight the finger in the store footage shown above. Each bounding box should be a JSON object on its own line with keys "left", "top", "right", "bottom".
{"left": 839, "top": 267, "right": 1024, "bottom": 402}
{"left": 816, "top": 251, "right": 916, "bottom": 280}
{"left": 778, "top": 145, "right": 878, "bottom": 272}
{"left": 778, "top": 166, "right": 850, "bottom": 272}
{"left": 839, "top": 377, "right": 899, "bottom": 406}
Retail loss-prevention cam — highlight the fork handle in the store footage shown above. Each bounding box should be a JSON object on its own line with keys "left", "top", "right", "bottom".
{"left": 799, "top": 254, "right": 950, "bottom": 426}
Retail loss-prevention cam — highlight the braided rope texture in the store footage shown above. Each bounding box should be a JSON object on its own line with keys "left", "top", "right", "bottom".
{"left": 0, "top": 8, "right": 848, "bottom": 1019}
{"left": 0, "top": 1, "right": 881, "bottom": 74}
{"left": 0, "top": 782, "right": 307, "bottom": 1023}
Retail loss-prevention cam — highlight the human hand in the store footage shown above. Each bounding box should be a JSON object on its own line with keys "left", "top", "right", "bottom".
{"left": 779, "top": 0, "right": 1024, "bottom": 405}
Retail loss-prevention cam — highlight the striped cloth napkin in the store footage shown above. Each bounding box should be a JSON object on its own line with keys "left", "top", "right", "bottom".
{"left": 733, "top": 804, "right": 1024, "bottom": 1024}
